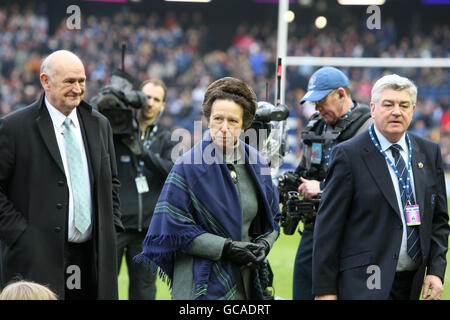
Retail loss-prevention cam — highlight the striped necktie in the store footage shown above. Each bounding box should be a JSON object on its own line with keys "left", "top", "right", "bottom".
{"left": 390, "top": 144, "right": 421, "bottom": 263}
{"left": 63, "top": 117, "right": 91, "bottom": 234}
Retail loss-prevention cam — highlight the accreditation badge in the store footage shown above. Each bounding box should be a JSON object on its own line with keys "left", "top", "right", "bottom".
{"left": 120, "top": 155, "right": 131, "bottom": 163}
{"left": 311, "top": 142, "right": 322, "bottom": 164}
{"left": 405, "top": 204, "right": 421, "bottom": 226}
{"left": 135, "top": 175, "right": 149, "bottom": 194}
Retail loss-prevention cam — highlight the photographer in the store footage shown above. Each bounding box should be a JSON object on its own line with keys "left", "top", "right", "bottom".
{"left": 292, "top": 67, "right": 373, "bottom": 299}
{"left": 115, "top": 79, "right": 177, "bottom": 300}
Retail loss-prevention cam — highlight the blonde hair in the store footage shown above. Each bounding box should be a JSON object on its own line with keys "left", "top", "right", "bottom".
{"left": 0, "top": 281, "right": 58, "bottom": 300}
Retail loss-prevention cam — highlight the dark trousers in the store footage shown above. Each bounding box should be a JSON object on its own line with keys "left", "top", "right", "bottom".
{"left": 389, "top": 271, "right": 415, "bottom": 300}
{"left": 117, "top": 231, "right": 157, "bottom": 300}
{"left": 64, "top": 240, "right": 97, "bottom": 300}
{"left": 293, "top": 229, "right": 315, "bottom": 300}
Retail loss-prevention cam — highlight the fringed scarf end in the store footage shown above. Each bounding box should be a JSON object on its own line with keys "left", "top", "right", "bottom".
{"left": 133, "top": 253, "right": 174, "bottom": 290}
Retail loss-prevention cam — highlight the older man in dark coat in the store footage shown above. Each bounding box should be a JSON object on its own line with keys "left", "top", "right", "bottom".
{"left": 0, "top": 50, "right": 124, "bottom": 299}
{"left": 313, "top": 74, "right": 449, "bottom": 300}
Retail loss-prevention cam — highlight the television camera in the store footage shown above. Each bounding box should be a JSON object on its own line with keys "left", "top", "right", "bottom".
{"left": 278, "top": 170, "right": 321, "bottom": 235}
{"left": 91, "top": 45, "right": 147, "bottom": 136}
{"left": 245, "top": 58, "right": 289, "bottom": 169}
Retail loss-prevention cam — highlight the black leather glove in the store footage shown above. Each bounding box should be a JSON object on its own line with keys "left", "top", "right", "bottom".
{"left": 254, "top": 238, "right": 270, "bottom": 256}
{"left": 121, "top": 134, "right": 144, "bottom": 157}
{"left": 222, "top": 239, "right": 265, "bottom": 267}
{"left": 246, "top": 239, "right": 270, "bottom": 269}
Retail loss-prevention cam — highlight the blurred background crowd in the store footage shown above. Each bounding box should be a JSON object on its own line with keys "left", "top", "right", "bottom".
{"left": 0, "top": 0, "right": 449, "bottom": 172}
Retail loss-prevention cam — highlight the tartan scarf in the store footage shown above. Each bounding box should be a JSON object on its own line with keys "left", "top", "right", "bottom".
{"left": 135, "top": 138, "right": 280, "bottom": 299}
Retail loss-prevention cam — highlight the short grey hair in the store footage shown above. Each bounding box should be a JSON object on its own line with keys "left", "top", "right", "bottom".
{"left": 371, "top": 74, "right": 417, "bottom": 105}
{"left": 40, "top": 55, "right": 53, "bottom": 77}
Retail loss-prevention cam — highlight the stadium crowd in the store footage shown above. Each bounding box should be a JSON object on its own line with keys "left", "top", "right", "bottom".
{"left": 0, "top": 3, "right": 449, "bottom": 170}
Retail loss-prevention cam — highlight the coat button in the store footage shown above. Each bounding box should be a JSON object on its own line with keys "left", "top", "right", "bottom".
{"left": 56, "top": 203, "right": 63, "bottom": 209}
{"left": 57, "top": 180, "right": 65, "bottom": 187}
{"left": 54, "top": 227, "right": 62, "bottom": 233}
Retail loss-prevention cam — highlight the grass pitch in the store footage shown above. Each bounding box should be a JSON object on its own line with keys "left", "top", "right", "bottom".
{"left": 119, "top": 198, "right": 450, "bottom": 300}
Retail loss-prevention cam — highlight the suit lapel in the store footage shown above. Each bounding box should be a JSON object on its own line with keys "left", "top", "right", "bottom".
{"left": 362, "top": 134, "right": 402, "bottom": 219}
{"left": 36, "top": 96, "right": 65, "bottom": 174}
{"left": 409, "top": 136, "right": 426, "bottom": 243}
{"left": 77, "top": 103, "right": 101, "bottom": 185}
{"left": 410, "top": 137, "right": 426, "bottom": 209}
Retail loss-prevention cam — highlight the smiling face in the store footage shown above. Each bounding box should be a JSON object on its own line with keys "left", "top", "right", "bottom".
{"left": 370, "top": 88, "right": 416, "bottom": 143}
{"left": 40, "top": 52, "right": 86, "bottom": 116}
{"left": 208, "top": 99, "right": 244, "bottom": 149}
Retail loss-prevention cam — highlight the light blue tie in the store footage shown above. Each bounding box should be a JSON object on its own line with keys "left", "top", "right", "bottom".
{"left": 63, "top": 117, "right": 91, "bottom": 234}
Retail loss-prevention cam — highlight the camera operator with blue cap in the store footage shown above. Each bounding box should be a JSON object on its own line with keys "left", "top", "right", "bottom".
{"left": 292, "top": 66, "right": 373, "bottom": 299}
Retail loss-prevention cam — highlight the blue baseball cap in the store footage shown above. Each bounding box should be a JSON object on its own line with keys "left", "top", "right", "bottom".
{"left": 300, "top": 66, "right": 349, "bottom": 104}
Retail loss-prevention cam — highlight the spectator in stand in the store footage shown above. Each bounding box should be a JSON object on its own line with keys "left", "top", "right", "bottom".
{"left": 0, "top": 4, "right": 448, "bottom": 177}
{"left": 440, "top": 98, "right": 450, "bottom": 134}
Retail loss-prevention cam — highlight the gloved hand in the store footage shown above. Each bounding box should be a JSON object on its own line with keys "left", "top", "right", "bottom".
{"left": 243, "top": 239, "right": 270, "bottom": 269}
{"left": 121, "top": 134, "right": 144, "bottom": 157}
{"left": 253, "top": 238, "right": 270, "bottom": 257}
{"left": 222, "top": 239, "right": 265, "bottom": 268}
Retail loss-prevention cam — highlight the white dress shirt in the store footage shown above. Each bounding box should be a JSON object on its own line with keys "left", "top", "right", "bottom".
{"left": 373, "top": 126, "right": 419, "bottom": 271}
{"left": 45, "top": 98, "right": 93, "bottom": 243}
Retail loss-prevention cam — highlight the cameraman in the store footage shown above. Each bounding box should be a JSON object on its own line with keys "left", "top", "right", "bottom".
{"left": 115, "top": 79, "right": 177, "bottom": 300}
{"left": 293, "top": 67, "right": 372, "bottom": 299}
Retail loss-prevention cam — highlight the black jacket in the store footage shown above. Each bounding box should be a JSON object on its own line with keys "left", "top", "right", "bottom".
{"left": 0, "top": 94, "right": 123, "bottom": 299}
{"left": 313, "top": 131, "right": 449, "bottom": 299}
{"left": 295, "top": 102, "right": 372, "bottom": 181}
{"left": 114, "top": 125, "right": 177, "bottom": 232}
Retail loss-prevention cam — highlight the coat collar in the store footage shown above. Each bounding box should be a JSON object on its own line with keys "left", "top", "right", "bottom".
{"left": 362, "top": 131, "right": 401, "bottom": 218}
{"left": 36, "top": 94, "right": 65, "bottom": 174}
{"left": 35, "top": 93, "right": 100, "bottom": 177}
{"left": 362, "top": 131, "right": 427, "bottom": 221}
{"left": 76, "top": 99, "right": 100, "bottom": 181}
{"left": 409, "top": 135, "right": 426, "bottom": 218}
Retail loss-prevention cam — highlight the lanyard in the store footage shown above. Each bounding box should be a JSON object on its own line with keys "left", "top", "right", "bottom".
{"left": 323, "top": 103, "right": 357, "bottom": 168}
{"left": 135, "top": 125, "right": 157, "bottom": 174}
{"left": 139, "top": 160, "right": 144, "bottom": 175}
{"left": 132, "top": 157, "right": 145, "bottom": 176}
{"left": 324, "top": 135, "right": 333, "bottom": 169}
{"left": 368, "top": 125, "right": 413, "bottom": 203}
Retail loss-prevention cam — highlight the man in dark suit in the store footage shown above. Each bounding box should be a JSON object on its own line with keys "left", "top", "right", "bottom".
{"left": 0, "top": 50, "right": 124, "bottom": 299}
{"left": 292, "top": 66, "right": 372, "bottom": 300}
{"left": 312, "top": 74, "right": 449, "bottom": 300}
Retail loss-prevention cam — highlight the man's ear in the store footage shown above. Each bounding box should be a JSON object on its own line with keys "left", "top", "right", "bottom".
{"left": 336, "top": 87, "right": 345, "bottom": 99}
{"left": 370, "top": 101, "right": 376, "bottom": 117}
{"left": 40, "top": 73, "right": 50, "bottom": 90}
